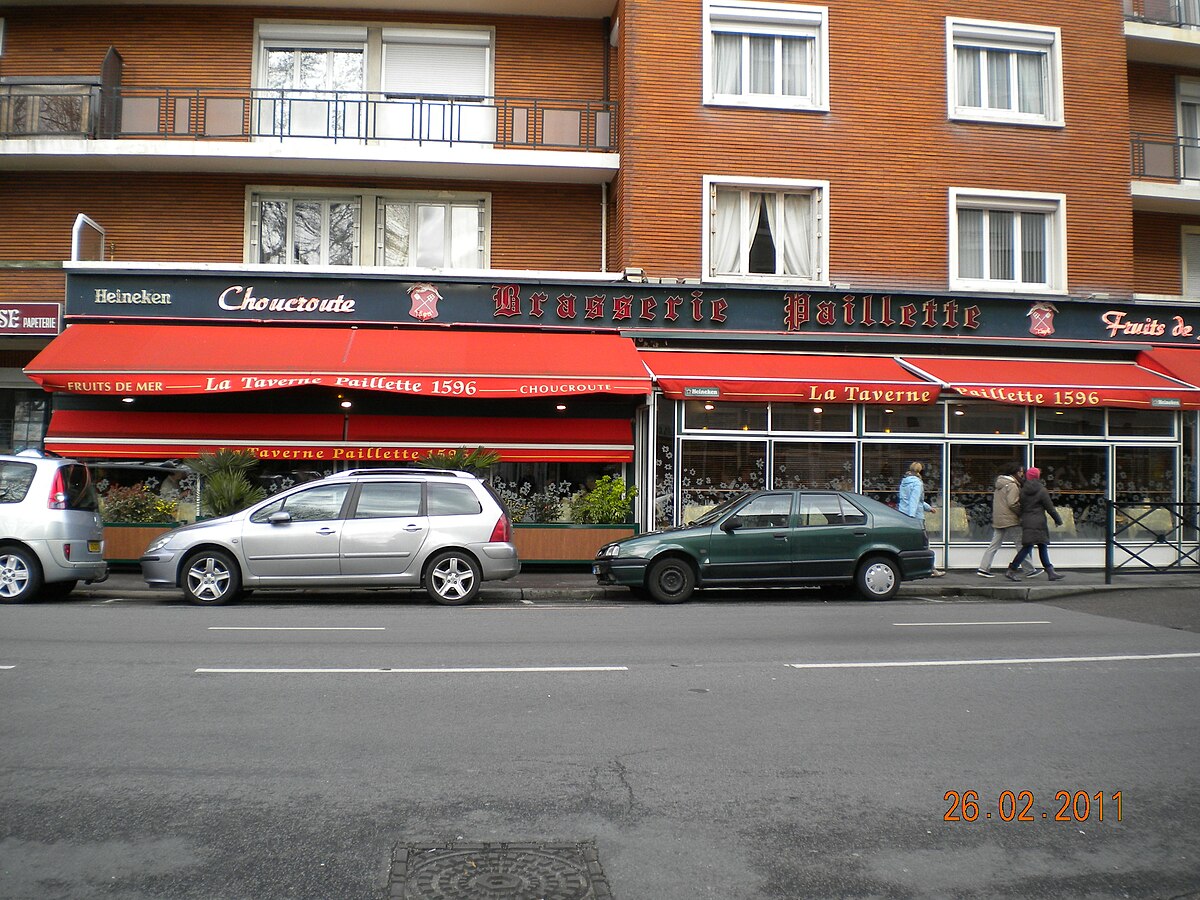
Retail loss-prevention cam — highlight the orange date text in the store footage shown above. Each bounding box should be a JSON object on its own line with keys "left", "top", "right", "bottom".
{"left": 943, "top": 790, "right": 1123, "bottom": 823}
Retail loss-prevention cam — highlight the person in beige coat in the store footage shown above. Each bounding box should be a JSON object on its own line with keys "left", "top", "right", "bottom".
{"left": 976, "top": 462, "right": 1040, "bottom": 578}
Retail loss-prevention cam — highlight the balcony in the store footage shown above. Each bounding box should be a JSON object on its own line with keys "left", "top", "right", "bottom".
{"left": 1131, "top": 133, "right": 1200, "bottom": 211}
{"left": 0, "top": 83, "right": 619, "bottom": 183}
{"left": 1125, "top": 0, "right": 1200, "bottom": 66}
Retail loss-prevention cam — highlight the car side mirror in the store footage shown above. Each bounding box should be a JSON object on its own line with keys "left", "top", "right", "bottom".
{"left": 722, "top": 516, "right": 743, "bottom": 532}
{"left": 268, "top": 511, "right": 292, "bottom": 525}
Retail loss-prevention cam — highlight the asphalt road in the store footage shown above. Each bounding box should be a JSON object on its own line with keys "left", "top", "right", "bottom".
{"left": 2, "top": 591, "right": 1198, "bottom": 899}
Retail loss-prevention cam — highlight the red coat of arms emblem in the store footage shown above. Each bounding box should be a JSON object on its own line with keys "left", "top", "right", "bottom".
{"left": 1027, "top": 301, "right": 1058, "bottom": 337}
{"left": 408, "top": 283, "right": 442, "bottom": 321}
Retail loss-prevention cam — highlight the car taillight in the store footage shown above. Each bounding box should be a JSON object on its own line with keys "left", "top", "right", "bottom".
{"left": 489, "top": 514, "right": 513, "bottom": 543}
{"left": 63, "top": 542, "right": 72, "bottom": 560}
{"left": 48, "top": 469, "right": 68, "bottom": 510}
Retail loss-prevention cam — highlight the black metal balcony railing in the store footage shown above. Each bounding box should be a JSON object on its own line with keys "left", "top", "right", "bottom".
{"left": 1124, "top": 0, "right": 1200, "bottom": 27}
{"left": 0, "top": 84, "right": 617, "bottom": 151}
{"left": 1131, "top": 133, "right": 1200, "bottom": 182}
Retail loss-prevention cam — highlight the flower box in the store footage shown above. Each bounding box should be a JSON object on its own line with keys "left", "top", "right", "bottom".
{"left": 513, "top": 523, "right": 636, "bottom": 564}
{"left": 102, "top": 522, "right": 182, "bottom": 564}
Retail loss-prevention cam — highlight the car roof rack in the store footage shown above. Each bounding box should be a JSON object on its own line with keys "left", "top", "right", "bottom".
{"left": 334, "top": 467, "right": 474, "bottom": 479}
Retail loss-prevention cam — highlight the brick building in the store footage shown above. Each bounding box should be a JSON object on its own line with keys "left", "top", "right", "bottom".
{"left": 1, "top": 0, "right": 1199, "bottom": 567}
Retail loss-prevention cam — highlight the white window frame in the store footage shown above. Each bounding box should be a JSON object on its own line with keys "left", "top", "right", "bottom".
{"left": 249, "top": 192, "right": 362, "bottom": 267}
{"left": 702, "top": 175, "right": 828, "bottom": 284}
{"left": 703, "top": 1, "right": 829, "bottom": 112}
{"left": 376, "top": 191, "right": 491, "bottom": 271}
{"left": 949, "top": 188, "right": 1067, "bottom": 294}
{"left": 245, "top": 186, "right": 491, "bottom": 270}
{"left": 946, "top": 18, "right": 1063, "bottom": 128}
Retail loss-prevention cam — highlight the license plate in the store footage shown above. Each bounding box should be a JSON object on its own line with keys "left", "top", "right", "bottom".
{"left": 88, "top": 541, "right": 101, "bottom": 553}
{"left": 591, "top": 565, "right": 601, "bottom": 575}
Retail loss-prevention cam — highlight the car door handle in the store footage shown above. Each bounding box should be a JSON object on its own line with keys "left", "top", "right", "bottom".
{"left": 773, "top": 533, "right": 788, "bottom": 540}
{"left": 853, "top": 530, "right": 868, "bottom": 536}
{"left": 403, "top": 524, "right": 424, "bottom": 532}
{"left": 316, "top": 527, "right": 337, "bottom": 535}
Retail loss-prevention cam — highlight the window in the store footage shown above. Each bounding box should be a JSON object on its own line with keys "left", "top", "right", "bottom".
{"left": 428, "top": 482, "right": 482, "bottom": 516}
{"left": 1184, "top": 228, "right": 1200, "bottom": 298}
{"left": 258, "top": 25, "right": 366, "bottom": 139}
{"left": 252, "top": 195, "right": 360, "bottom": 266}
{"left": 734, "top": 492, "right": 793, "bottom": 528}
{"left": 251, "top": 483, "right": 350, "bottom": 522}
{"left": 378, "top": 197, "right": 485, "bottom": 269}
{"left": 353, "top": 482, "right": 423, "bottom": 518}
{"left": 1180, "top": 80, "right": 1200, "bottom": 182}
{"left": 706, "top": 2, "right": 827, "bottom": 110}
{"left": 947, "top": 18, "right": 1062, "bottom": 127}
{"left": 705, "top": 177, "right": 825, "bottom": 281}
{"left": 951, "top": 189, "right": 1065, "bottom": 293}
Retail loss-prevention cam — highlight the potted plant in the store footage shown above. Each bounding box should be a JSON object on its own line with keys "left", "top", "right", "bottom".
{"left": 99, "top": 483, "right": 183, "bottom": 564}
{"left": 512, "top": 475, "right": 639, "bottom": 564}
{"left": 186, "top": 449, "right": 267, "bottom": 518}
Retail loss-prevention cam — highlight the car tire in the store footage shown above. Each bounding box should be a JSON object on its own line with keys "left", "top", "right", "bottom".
{"left": 646, "top": 557, "right": 696, "bottom": 604}
{"left": 39, "top": 580, "right": 79, "bottom": 601}
{"left": 182, "top": 549, "right": 242, "bottom": 606}
{"left": 425, "top": 551, "right": 481, "bottom": 606}
{"left": 855, "top": 556, "right": 901, "bottom": 601}
{"left": 0, "top": 546, "right": 42, "bottom": 604}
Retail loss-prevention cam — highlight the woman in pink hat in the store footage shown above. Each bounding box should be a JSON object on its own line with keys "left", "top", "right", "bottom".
{"left": 1005, "top": 466, "right": 1066, "bottom": 581}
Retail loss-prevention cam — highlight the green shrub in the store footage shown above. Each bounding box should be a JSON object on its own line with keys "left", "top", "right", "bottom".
{"left": 187, "top": 450, "right": 267, "bottom": 518}
{"left": 101, "top": 484, "right": 179, "bottom": 523}
{"left": 568, "top": 475, "right": 637, "bottom": 524}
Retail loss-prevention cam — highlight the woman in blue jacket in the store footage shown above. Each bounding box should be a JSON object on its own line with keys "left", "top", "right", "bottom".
{"left": 898, "top": 462, "right": 944, "bottom": 576}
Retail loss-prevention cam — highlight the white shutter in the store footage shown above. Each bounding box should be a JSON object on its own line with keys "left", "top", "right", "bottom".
{"left": 382, "top": 30, "right": 490, "bottom": 97}
{"left": 1183, "top": 231, "right": 1200, "bottom": 298}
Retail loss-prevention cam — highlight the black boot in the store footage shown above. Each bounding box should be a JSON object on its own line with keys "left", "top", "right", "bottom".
{"left": 1046, "top": 567, "right": 1066, "bottom": 581}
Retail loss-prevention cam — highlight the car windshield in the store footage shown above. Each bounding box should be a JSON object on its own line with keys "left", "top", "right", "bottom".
{"left": 687, "top": 493, "right": 747, "bottom": 527}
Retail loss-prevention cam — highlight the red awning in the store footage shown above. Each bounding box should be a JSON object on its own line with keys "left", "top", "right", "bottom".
{"left": 899, "top": 356, "right": 1200, "bottom": 409}
{"left": 1136, "top": 346, "right": 1200, "bottom": 388}
{"left": 638, "top": 350, "right": 940, "bottom": 403}
{"left": 25, "top": 324, "right": 651, "bottom": 398}
{"left": 45, "top": 410, "right": 634, "bottom": 462}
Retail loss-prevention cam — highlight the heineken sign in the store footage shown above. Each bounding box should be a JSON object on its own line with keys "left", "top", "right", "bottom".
{"left": 62, "top": 268, "right": 1200, "bottom": 347}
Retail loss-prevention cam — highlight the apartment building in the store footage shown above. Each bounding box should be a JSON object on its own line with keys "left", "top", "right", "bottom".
{"left": 1, "top": 0, "right": 1198, "bottom": 567}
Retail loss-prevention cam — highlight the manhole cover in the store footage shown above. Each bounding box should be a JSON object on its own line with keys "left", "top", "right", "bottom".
{"left": 388, "top": 840, "right": 612, "bottom": 900}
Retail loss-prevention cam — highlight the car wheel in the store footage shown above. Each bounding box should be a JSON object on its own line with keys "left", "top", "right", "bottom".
{"left": 647, "top": 557, "right": 696, "bottom": 604}
{"left": 0, "top": 547, "right": 42, "bottom": 604}
{"left": 425, "top": 551, "right": 481, "bottom": 606}
{"left": 856, "top": 556, "right": 901, "bottom": 601}
{"left": 182, "top": 550, "right": 242, "bottom": 606}
{"left": 39, "top": 580, "right": 79, "bottom": 601}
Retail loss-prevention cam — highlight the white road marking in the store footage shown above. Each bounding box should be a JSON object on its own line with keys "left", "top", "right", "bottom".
{"left": 788, "top": 652, "right": 1200, "bottom": 670}
{"left": 195, "top": 665, "right": 630, "bottom": 674}
{"left": 207, "top": 626, "right": 386, "bottom": 631}
{"left": 892, "top": 621, "right": 1052, "bottom": 627}
{"left": 0, "top": 665, "right": 14, "bottom": 669}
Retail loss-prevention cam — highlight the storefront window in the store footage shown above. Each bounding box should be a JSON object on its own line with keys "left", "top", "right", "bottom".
{"left": 863, "top": 405, "right": 943, "bottom": 434}
{"left": 1032, "top": 446, "right": 1107, "bottom": 541}
{"left": 947, "top": 402, "right": 1027, "bottom": 436}
{"left": 1112, "top": 446, "right": 1177, "bottom": 539}
{"left": 1107, "top": 408, "right": 1175, "bottom": 438}
{"left": 772, "top": 403, "right": 853, "bottom": 432}
{"left": 947, "top": 444, "right": 1028, "bottom": 540}
{"left": 683, "top": 400, "right": 768, "bottom": 431}
{"left": 487, "top": 462, "right": 623, "bottom": 524}
{"left": 861, "top": 442, "right": 941, "bottom": 534}
{"left": 1034, "top": 407, "right": 1103, "bottom": 437}
{"left": 773, "top": 441, "right": 854, "bottom": 489}
{"left": 655, "top": 401, "right": 677, "bottom": 530}
{"left": 1, "top": 390, "right": 47, "bottom": 453}
{"left": 679, "top": 439, "right": 766, "bottom": 522}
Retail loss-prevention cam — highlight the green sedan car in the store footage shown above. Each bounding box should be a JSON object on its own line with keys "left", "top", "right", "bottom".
{"left": 593, "top": 489, "right": 936, "bottom": 603}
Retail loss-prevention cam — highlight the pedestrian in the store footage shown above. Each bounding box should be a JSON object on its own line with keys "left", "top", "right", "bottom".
{"left": 1005, "top": 466, "right": 1067, "bottom": 581}
{"left": 898, "top": 461, "right": 944, "bottom": 576}
{"left": 976, "top": 462, "right": 1040, "bottom": 578}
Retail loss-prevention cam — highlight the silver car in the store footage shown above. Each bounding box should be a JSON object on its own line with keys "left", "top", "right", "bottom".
{"left": 141, "top": 468, "right": 520, "bottom": 606}
{"left": 0, "top": 452, "right": 108, "bottom": 603}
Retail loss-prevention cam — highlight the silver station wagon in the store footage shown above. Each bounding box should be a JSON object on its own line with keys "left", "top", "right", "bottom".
{"left": 141, "top": 468, "right": 519, "bottom": 605}
{"left": 0, "top": 452, "right": 108, "bottom": 603}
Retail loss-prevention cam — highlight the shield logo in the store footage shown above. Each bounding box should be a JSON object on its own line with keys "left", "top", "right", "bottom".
{"left": 1027, "top": 301, "right": 1058, "bottom": 337}
{"left": 408, "top": 283, "right": 442, "bottom": 321}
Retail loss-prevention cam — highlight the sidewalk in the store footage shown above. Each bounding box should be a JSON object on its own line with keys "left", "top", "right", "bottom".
{"left": 75, "top": 566, "right": 1200, "bottom": 603}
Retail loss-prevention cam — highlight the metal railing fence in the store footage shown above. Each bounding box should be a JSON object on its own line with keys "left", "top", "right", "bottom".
{"left": 1105, "top": 500, "right": 1200, "bottom": 582}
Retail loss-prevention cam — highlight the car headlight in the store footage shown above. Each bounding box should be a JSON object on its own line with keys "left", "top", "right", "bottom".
{"left": 145, "top": 535, "right": 176, "bottom": 554}
{"left": 600, "top": 543, "right": 621, "bottom": 558}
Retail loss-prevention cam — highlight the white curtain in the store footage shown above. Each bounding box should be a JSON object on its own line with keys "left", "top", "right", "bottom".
{"left": 712, "top": 188, "right": 742, "bottom": 274}
{"left": 781, "top": 38, "right": 808, "bottom": 98}
{"left": 746, "top": 192, "right": 764, "bottom": 270}
{"left": 781, "top": 193, "right": 813, "bottom": 277}
{"left": 957, "top": 208, "right": 984, "bottom": 279}
{"left": 749, "top": 36, "right": 774, "bottom": 94}
{"left": 713, "top": 33, "right": 741, "bottom": 95}
{"left": 986, "top": 50, "right": 1010, "bottom": 110}
{"left": 956, "top": 47, "right": 981, "bottom": 108}
{"left": 1016, "top": 52, "right": 1044, "bottom": 114}
{"left": 989, "top": 210, "right": 1014, "bottom": 281}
